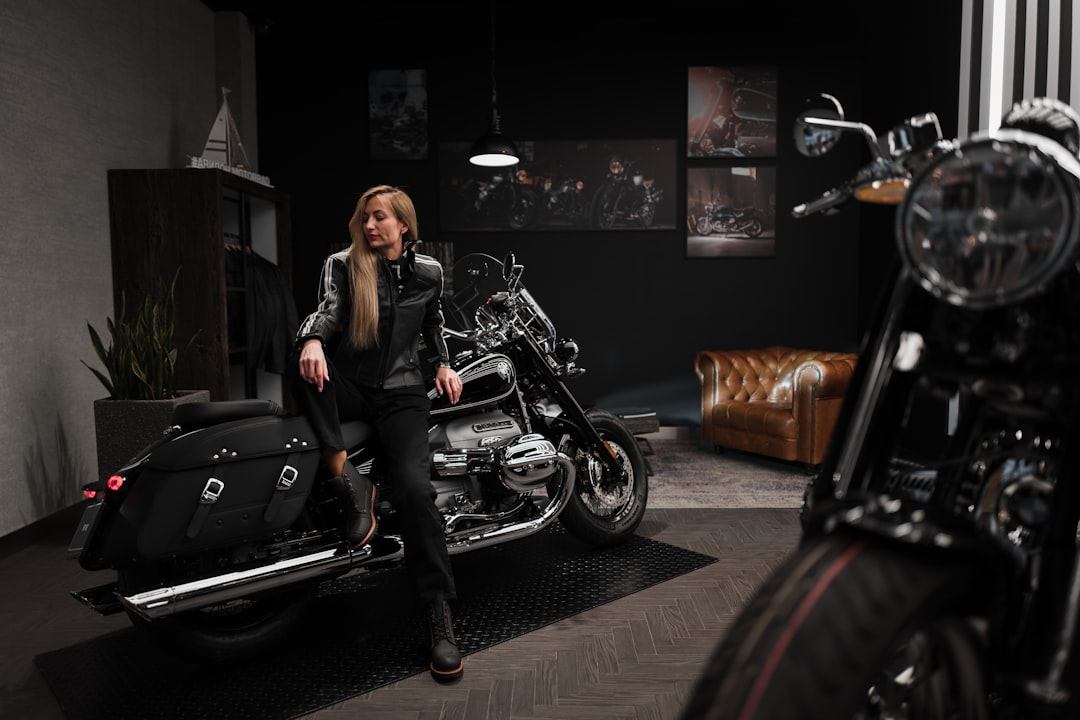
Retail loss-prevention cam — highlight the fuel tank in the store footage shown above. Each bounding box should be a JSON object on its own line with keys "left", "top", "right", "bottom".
{"left": 429, "top": 352, "right": 516, "bottom": 417}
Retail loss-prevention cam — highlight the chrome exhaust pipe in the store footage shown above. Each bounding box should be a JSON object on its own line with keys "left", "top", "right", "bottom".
{"left": 444, "top": 453, "right": 575, "bottom": 555}
{"left": 122, "top": 541, "right": 364, "bottom": 620}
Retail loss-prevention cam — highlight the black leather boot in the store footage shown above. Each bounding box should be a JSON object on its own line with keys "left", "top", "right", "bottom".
{"left": 326, "top": 462, "right": 376, "bottom": 548}
{"left": 427, "top": 599, "right": 463, "bottom": 682}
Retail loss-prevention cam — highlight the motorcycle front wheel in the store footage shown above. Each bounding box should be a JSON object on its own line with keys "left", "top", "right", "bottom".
{"left": 590, "top": 186, "right": 618, "bottom": 230}
{"left": 508, "top": 188, "right": 539, "bottom": 230}
{"left": 695, "top": 217, "right": 713, "bottom": 235}
{"left": 554, "top": 408, "right": 648, "bottom": 546}
{"left": 680, "top": 531, "right": 991, "bottom": 719}
{"left": 638, "top": 199, "right": 656, "bottom": 228}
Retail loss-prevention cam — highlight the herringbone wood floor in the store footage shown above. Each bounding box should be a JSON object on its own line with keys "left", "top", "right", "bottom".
{"left": 1, "top": 505, "right": 800, "bottom": 720}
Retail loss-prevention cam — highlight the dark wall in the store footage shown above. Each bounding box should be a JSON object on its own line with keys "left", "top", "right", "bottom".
{"left": 252, "top": 1, "right": 961, "bottom": 409}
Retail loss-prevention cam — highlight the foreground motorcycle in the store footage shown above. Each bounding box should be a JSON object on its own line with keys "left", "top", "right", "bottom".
{"left": 68, "top": 251, "right": 648, "bottom": 664}
{"left": 681, "top": 94, "right": 1080, "bottom": 718}
{"left": 693, "top": 202, "right": 763, "bottom": 237}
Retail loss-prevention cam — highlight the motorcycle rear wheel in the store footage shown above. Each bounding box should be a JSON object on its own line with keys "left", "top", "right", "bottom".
{"left": 680, "top": 532, "right": 990, "bottom": 720}
{"left": 118, "top": 509, "right": 326, "bottom": 666}
{"left": 743, "top": 218, "right": 763, "bottom": 238}
{"left": 555, "top": 408, "right": 648, "bottom": 546}
{"left": 124, "top": 583, "right": 317, "bottom": 666}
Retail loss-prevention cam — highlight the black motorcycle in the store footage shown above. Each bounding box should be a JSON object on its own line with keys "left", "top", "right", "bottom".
{"left": 590, "top": 154, "right": 663, "bottom": 229}
{"left": 681, "top": 94, "right": 1080, "bottom": 718}
{"left": 68, "top": 252, "right": 648, "bottom": 665}
{"left": 459, "top": 168, "right": 540, "bottom": 230}
{"left": 693, "top": 202, "right": 764, "bottom": 237}
{"left": 538, "top": 173, "right": 589, "bottom": 227}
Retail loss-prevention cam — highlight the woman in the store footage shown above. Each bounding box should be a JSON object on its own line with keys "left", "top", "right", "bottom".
{"left": 287, "top": 184, "right": 465, "bottom": 682}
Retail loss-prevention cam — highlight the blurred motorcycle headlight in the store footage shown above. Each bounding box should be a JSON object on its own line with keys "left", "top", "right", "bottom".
{"left": 897, "top": 129, "right": 1080, "bottom": 308}
{"left": 554, "top": 338, "right": 579, "bottom": 363}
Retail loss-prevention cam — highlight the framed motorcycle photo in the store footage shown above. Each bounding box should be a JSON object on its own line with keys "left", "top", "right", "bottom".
{"left": 688, "top": 65, "right": 777, "bottom": 159}
{"left": 437, "top": 139, "right": 678, "bottom": 232}
{"left": 685, "top": 165, "right": 777, "bottom": 258}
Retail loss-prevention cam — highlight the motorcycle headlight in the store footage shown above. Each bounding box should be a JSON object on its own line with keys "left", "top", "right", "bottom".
{"left": 554, "top": 338, "right": 579, "bottom": 363}
{"left": 897, "top": 129, "right": 1080, "bottom": 308}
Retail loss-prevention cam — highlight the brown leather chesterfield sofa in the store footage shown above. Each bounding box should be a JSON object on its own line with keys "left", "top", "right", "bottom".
{"left": 695, "top": 345, "right": 858, "bottom": 468}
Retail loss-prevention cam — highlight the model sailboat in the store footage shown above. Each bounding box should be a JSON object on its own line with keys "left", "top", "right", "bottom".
{"left": 188, "top": 87, "right": 272, "bottom": 187}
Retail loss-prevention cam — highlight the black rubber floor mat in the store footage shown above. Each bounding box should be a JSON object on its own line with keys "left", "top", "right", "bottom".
{"left": 35, "top": 526, "right": 715, "bottom": 720}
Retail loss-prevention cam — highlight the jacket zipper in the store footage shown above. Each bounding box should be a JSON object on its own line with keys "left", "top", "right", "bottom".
{"left": 376, "top": 261, "right": 398, "bottom": 389}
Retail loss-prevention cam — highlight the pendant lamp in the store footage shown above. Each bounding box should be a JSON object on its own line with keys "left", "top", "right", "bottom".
{"left": 469, "top": 1, "right": 519, "bottom": 167}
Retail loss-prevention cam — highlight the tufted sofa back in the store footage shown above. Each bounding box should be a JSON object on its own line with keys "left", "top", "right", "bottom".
{"left": 714, "top": 346, "right": 858, "bottom": 406}
{"left": 695, "top": 345, "right": 859, "bottom": 467}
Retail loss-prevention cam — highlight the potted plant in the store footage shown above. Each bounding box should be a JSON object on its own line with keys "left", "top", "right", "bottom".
{"left": 84, "top": 268, "right": 207, "bottom": 479}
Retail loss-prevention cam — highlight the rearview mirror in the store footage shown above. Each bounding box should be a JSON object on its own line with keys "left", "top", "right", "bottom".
{"left": 794, "top": 93, "right": 845, "bottom": 157}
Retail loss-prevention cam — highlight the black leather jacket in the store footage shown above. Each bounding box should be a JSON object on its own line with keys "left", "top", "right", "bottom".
{"left": 296, "top": 247, "right": 451, "bottom": 390}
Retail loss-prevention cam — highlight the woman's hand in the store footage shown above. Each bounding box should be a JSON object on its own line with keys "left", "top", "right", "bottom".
{"left": 298, "top": 339, "right": 330, "bottom": 392}
{"left": 435, "top": 365, "right": 463, "bottom": 404}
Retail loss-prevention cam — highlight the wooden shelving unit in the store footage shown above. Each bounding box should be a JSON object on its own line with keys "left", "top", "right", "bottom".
{"left": 106, "top": 168, "right": 293, "bottom": 402}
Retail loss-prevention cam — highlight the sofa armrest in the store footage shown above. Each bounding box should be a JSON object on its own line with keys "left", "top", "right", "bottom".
{"left": 792, "top": 357, "right": 857, "bottom": 405}
{"left": 695, "top": 350, "right": 738, "bottom": 415}
{"left": 792, "top": 354, "right": 858, "bottom": 463}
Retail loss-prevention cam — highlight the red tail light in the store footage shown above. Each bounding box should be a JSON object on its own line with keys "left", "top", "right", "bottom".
{"left": 81, "top": 474, "right": 126, "bottom": 499}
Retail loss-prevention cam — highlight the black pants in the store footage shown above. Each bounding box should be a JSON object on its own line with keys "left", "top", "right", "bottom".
{"left": 285, "top": 354, "right": 456, "bottom": 604}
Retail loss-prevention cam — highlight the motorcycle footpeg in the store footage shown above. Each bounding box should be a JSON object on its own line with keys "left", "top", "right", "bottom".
{"left": 71, "top": 582, "right": 124, "bottom": 616}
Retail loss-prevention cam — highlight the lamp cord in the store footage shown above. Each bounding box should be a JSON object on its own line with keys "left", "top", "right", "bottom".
{"left": 488, "top": 0, "right": 500, "bottom": 128}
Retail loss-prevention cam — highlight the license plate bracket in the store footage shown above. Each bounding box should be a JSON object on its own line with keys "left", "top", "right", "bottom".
{"left": 67, "top": 501, "right": 103, "bottom": 560}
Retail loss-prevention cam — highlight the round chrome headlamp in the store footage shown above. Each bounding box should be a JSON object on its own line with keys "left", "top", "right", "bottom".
{"left": 897, "top": 129, "right": 1080, "bottom": 308}
{"left": 554, "top": 338, "right": 579, "bottom": 363}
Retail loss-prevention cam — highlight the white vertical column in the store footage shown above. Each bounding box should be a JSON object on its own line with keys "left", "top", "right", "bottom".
{"left": 983, "top": 0, "right": 1008, "bottom": 131}
{"left": 1047, "top": 0, "right": 1062, "bottom": 98}
{"left": 1023, "top": 0, "right": 1039, "bottom": 99}
{"left": 959, "top": 0, "right": 975, "bottom": 137}
{"left": 1072, "top": 3, "right": 1080, "bottom": 104}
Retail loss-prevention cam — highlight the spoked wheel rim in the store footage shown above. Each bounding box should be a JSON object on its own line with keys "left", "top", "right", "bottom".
{"left": 574, "top": 438, "right": 637, "bottom": 520}
{"left": 860, "top": 618, "right": 989, "bottom": 719}
{"left": 639, "top": 201, "right": 656, "bottom": 227}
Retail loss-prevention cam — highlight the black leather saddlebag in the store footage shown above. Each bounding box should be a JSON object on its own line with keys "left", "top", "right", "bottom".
{"left": 117, "top": 414, "right": 321, "bottom": 558}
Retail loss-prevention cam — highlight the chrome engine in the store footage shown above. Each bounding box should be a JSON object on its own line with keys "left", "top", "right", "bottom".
{"left": 427, "top": 411, "right": 570, "bottom": 525}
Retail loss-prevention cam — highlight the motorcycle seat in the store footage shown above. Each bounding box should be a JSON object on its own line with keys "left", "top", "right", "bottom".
{"left": 172, "top": 399, "right": 285, "bottom": 430}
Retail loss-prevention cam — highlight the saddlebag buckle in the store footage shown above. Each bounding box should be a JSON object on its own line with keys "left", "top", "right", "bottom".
{"left": 186, "top": 476, "right": 225, "bottom": 539}
{"left": 264, "top": 460, "right": 301, "bottom": 522}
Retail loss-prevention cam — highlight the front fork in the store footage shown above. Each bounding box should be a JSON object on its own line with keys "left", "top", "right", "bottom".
{"left": 520, "top": 337, "right": 627, "bottom": 482}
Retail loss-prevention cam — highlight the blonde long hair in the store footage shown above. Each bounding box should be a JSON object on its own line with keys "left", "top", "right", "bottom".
{"left": 343, "top": 185, "right": 420, "bottom": 349}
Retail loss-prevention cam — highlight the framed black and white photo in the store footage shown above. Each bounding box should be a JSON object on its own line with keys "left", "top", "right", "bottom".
{"left": 368, "top": 69, "right": 429, "bottom": 160}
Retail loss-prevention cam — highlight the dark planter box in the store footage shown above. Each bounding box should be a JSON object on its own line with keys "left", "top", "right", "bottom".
{"left": 93, "top": 390, "right": 210, "bottom": 481}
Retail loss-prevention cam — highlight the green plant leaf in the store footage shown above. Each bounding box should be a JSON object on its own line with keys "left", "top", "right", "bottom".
{"left": 83, "top": 267, "right": 199, "bottom": 401}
